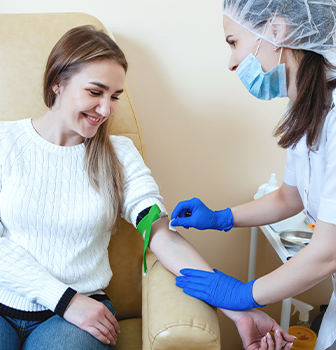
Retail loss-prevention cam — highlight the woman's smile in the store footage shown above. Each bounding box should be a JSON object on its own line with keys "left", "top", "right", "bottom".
{"left": 82, "top": 112, "right": 106, "bottom": 126}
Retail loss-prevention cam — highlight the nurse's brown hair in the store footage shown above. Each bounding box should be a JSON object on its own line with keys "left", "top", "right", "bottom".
{"left": 274, "top": 51, "right": 336, "bottom": 149}
{"left": 43, "top": 25, "right": 128, "bottom": 232}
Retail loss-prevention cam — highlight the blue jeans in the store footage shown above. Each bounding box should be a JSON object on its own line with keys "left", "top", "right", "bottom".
{"left": 0, "top": 300, "right": 115, "bottom": 350}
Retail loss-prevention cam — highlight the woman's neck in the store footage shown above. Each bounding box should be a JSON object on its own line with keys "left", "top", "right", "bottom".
{"left": 31, "top": 111, "right": 85, "bottom": 147}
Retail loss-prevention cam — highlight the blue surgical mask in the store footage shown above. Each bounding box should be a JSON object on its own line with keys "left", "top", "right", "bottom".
{"left": 236, "top": 44, "right": 287, "bottom": 100}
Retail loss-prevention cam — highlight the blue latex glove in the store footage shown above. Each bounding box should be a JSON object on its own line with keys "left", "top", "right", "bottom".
{"left": 176, "top": 268, "right": 265, "bottom": 311}
{"left": 171, "top": 197, "right": 234, "bottom": 231}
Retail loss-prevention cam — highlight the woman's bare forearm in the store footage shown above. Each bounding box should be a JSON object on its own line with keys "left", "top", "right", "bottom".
{"left": 148, "top": 217, "right": 213, "bottom": 276}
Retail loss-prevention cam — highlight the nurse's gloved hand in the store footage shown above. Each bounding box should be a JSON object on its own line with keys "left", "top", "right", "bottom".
{"left": 176, "top": 268, "right": 265, "bottom": 311}
{"left": 170, "top": 198, "right": 234, "bottom": 231}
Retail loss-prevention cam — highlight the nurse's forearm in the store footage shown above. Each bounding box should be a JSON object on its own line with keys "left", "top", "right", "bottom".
{"left": 252, "top": 219, "right": 336, "bottom": 305}
{"left": 252, "top": 249, "right": 328, "bottom": 305}
{"left": 231, "top": 183, "right": 303, "bottom": 228}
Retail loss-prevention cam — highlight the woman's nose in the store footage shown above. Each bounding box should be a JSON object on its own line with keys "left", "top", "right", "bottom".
{"left": 97, "top": 98, "right": 113, "bottom": 117}
{"left": 228, "top": 55, "right": 238, "bottom": 71}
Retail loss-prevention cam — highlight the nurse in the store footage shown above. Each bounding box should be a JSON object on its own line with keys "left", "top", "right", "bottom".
{"left": 171, "top": 1, "right": 336, "bottom": 349}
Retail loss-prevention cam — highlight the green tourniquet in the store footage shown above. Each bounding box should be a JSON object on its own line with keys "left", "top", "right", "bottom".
{"left": 136, "top": 204, "right": 161, "bottom": 275}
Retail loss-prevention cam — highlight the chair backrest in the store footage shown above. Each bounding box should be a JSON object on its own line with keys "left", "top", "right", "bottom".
{"left": 0, "top": 13, "right": 145, "bottom": 320}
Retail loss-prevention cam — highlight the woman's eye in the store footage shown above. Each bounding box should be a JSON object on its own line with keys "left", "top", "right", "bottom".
{"left": 89, "top": 90, "right": 101, "bottom": 96}
{"left": 228, "top": 40, "right": 236, "bottom": 47}
{"left": 112, "top": 96, "right": 120, "bottom": 100}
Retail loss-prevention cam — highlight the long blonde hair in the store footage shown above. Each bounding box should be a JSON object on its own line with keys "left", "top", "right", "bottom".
{"left": 43, "top": 25, "right": 127, "bottom": 232}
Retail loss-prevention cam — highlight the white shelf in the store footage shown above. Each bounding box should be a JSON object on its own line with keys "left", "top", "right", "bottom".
{"left": 248, "top": 211, "right": 313, "bottom": 331}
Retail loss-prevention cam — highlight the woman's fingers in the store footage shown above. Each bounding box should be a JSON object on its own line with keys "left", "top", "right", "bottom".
{"left": 88, "top": 325, "right": 115, "bottom": 345}
{"left": 105, "top": 306, "right": 121, "bottom": 334}
{"left": 260, "top": 333, "right": 269, "bottom": 350}
{"left": 93, "top": 322, "right": 117, "bottom": 345}
{"left": 86, "top": 303, "right": 119, "bottom": 345}
{"left": 63, "top": 294, "right": 120, "bottom": 345}
{"left": 266, "top": 332, "right": 274, "bottom": 349}
{"left": 78, "top": 306, "right": 118, "bottom": 345}
{"left": 274, "top": 329, "right": 284, "bottom": 350}
{"left": 260, "top": 332, "right": 275, "bottom": 350}
{"left": 261, "top": 331, "right": 294, "bottom": 350}
{"left": 97, "top": 314, "right": 119, "bottom": 345}
{"left": 261, "top": 330, "right": 294, "bottom": 350}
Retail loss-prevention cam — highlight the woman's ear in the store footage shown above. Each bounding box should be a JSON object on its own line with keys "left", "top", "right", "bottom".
{"left": 266, "top": 16, "right": 287, "bottom": 45}
{"left": 52, "top": 82, "right": 61, "bottom": 95}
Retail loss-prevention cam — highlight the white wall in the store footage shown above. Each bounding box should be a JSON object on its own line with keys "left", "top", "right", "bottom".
{"left": 2, "top": 1, "right": 332, "bottom": 348}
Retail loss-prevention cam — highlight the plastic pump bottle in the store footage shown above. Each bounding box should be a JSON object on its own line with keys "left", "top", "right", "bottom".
{"left": 291, "top": 298, "right": 314, "bottom": 327}
{"left": 254, "top": 173, "right": 279, "bottom": 200}
{"left": 264, "top": 173, "right": 279, "bottom": 195}
{"left": 289, "top": 299, "right": 317, "bottom": 350}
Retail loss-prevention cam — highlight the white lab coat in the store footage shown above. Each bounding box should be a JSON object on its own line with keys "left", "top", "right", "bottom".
{"left": 315, "top": 276, "right": 336, "bottom": 350}
{"left": 284, "top": 91, "right": 336, "bottom": 349}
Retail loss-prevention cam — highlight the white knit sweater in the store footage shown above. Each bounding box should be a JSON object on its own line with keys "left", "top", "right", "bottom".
{"left": 0, "top": 118, "right": 166, "bottom": 317}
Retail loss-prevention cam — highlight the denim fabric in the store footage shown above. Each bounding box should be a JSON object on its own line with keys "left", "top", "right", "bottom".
{"left": 0, "top": 299, "right": 115, "bottom": 350}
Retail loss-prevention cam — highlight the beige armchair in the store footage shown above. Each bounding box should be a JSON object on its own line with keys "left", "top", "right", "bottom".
{"left": 0, "top": 13, "right": 221, "bottom": 350}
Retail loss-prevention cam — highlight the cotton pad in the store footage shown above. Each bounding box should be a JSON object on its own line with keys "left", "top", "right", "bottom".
{"left": 169, "top": 220, "right": 177, "bottom": 232}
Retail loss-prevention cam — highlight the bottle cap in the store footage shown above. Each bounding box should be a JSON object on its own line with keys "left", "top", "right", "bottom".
{"left": 289, "top": 326, "right": 317, "bottom": 349}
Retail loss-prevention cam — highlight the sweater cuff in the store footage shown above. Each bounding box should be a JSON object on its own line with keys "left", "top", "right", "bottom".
{"left": 54, "top": 287, "right": 77, "bottom": 317}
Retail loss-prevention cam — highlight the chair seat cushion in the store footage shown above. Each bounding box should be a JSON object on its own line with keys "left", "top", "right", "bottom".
{"left": 114, "top": 318, "right": 142, "bottom": 350}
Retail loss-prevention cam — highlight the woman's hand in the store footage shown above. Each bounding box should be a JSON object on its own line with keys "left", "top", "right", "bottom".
{"left": 63, "top": 294, "right": 120, "bottom": 346}
{"left": 224, "top": 309, "right": 295, "bottom": 350}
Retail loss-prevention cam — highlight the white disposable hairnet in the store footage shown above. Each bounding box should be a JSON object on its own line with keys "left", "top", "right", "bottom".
{"left": 222, "top": 0, "right": 336, "bottom": 66}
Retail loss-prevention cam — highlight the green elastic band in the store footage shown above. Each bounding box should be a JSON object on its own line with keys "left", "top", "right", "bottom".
{"left": 136, "top": 204, "right": 161, "bottom": 275}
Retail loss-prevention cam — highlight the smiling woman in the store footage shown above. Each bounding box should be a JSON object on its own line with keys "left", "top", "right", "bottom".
{"left": 35, "top": 26, "right": 128, "bottom": 235}
{"left": 0, "top": 25, "right": 131, "bottom": 349}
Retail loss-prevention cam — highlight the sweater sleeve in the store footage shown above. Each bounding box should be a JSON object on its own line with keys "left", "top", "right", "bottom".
{"left": 111, "top": 136, "right": 167, "bottom": 227}
{"left": 0, "top": 235, "right": 74, "bottom": 313}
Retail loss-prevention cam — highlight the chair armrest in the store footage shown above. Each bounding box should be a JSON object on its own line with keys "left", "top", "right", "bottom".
{"left": 142, "top": 251, "right": 221, "bottom": 350}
